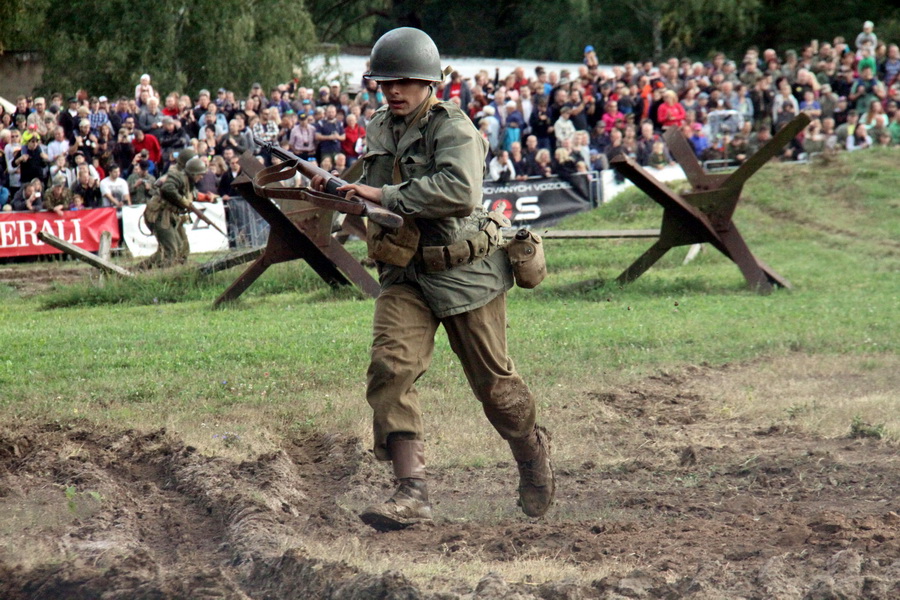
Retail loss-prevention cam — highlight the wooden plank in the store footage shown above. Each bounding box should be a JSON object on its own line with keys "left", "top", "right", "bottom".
{"left": 503, "top": 229, "right": 660, "bottom": 239}
{"left": 37, "top": 232, "right": 134, "bottom": 277}
{"left": 97, "top": 231, "right": 112, "bottom": 287}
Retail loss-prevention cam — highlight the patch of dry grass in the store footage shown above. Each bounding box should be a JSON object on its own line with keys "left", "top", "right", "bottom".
{"left": 295, "top": 534, "right": 639, "bottom": 590}
{"left": 690, "top": 354, "right": 899, "bottom": 442}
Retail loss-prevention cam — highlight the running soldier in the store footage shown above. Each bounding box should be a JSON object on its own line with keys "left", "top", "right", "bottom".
{"left": 312, "top": 27, "right": 555, "bottom": 530}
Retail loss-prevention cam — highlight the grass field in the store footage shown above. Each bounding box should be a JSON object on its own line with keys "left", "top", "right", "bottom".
{"left": 2, "top": 149, "right": 896, "bottom": 456}
{"left": 0, "top": 148, "right": 898, "bottom": 598}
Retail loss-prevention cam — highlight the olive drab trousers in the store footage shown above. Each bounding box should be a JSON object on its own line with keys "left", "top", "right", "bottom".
{"left": 141, "top": 214, "right": 190, "bottom": 269}
{"left": 367, "top": 282, "right": 536, "bottom": 461}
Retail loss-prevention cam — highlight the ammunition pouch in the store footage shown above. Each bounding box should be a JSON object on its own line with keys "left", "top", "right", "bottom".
{"left": 143, "top": 196, "right": 162, "bottom": 227}
{"left": 367, "top": 218, "right": 421, "bottom": 267}
{"left": 506, "top": 229, "right": 546, "bottom": 288}
{"left": 417, "top": 211, "right": 509, "bottom": 273}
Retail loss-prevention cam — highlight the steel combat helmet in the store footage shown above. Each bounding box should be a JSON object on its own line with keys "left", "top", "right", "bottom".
{"left": 185, "top": 156, "right": 207, "bottom": 177}
{"left": 176, "top": 148, "right": 197, "bottom": 169}
{"left": 365, "top": 27, "right": 444, "bottom": 82}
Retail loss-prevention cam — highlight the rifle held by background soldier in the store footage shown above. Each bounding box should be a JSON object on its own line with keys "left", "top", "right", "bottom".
{"left": 186, "top": 200, "right": 227, "bottom": 237}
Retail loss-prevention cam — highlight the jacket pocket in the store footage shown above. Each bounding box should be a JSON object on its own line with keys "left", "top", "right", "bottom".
{"left": 401, "top": 152, "right": 434, "bottom": 181}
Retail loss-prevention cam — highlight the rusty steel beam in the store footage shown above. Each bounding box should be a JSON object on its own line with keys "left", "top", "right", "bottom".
{"left": 213, "top": 153, "right": 379, "bottom": 308}
{"left": 610, "top": 114, "right": 808, "bottom": 293}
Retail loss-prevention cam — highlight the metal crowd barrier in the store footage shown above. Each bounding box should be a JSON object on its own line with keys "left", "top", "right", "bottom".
{"left": 225, "top": 196, "right": 270, "bottom": 248}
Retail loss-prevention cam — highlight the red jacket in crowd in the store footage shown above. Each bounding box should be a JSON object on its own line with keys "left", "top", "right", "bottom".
{"left": 132, "top": 133, "right": 162, "bottom": 165}
{"left": 658, "top": 101, "right": 687, "bottom": 129}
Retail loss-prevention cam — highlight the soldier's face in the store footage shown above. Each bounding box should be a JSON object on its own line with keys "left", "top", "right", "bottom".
{"left": 381, "top": 79, "right": 431, "bottom": 117}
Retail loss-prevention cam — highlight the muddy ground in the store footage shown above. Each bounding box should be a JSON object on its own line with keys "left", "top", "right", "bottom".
{"left": 0, "top": 261, "right": 93, "bottom": 297}
{"left": 1, "top": 361, "right": 898, "bottom": 600}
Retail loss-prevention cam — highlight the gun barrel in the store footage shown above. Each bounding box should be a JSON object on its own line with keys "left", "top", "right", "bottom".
{"left": 255, "top": 137, "right": 347, "bottom": 194}
{"left": 253, "top": 137, "right": 403, "bottom": 229}
{"left": 189, "top": 203, "right": 227, "bottom": 236}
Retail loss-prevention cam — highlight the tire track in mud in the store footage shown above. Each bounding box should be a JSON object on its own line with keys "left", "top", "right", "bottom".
{"left": 0, "top": 424, "right": 423, "bottom": 600}
{"left": 2, "top": 359, "right": 900, "bottom": 600}
{"left": 0, "top": 426, "right": 249, "bottom": 599}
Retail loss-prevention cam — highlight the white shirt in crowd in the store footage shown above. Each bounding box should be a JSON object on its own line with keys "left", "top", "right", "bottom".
{"left": 47, "top": 139, "right": 70, "bottom": 162}
{"left": 99, "top": 176, "right": 130, "bottom": 207}
{"left": 488, "top": 155, "right": 516, "bottom": 182}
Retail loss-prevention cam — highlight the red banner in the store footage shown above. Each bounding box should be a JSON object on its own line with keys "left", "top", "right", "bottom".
{"left": 0, "top": 208, "right": 120, "bottom": 258}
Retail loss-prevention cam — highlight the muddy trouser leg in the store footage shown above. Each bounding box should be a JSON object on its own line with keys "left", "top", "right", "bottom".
{"left": 367, "top": 283, "right": 439, "bottom": 462}
{"left": 441, "top": 292, "right": 536, "bottom": 442}
{"left": 444, "top": 292, "right": 553, "bottom": 516}
{"left": 176, "top": 221, "right": 190, "bottom": 264}
{"left": 140, "top": 218, "right": 179, "bottom": 269}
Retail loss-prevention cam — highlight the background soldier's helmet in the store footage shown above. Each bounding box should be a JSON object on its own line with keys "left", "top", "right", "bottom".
{"left": 176, "top": 148, "right": 197, "bottom": 169}
{"left": 365, "top": 27, "right": 443, "bottom": 82}
{"left": 185, "top": 156, "right": 207, "bottom": 176}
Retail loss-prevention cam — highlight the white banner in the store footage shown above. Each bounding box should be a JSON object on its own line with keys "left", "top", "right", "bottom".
{"left": 122, "top": 203, "right": 229, "bottom": 257}
{"left": 601, "top": 164, "right": 686, "bottom": 204}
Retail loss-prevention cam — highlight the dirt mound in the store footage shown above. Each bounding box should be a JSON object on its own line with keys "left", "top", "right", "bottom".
{"left": 0, "top": 263, "right": 91, "bottom": 297}
{"left": 2, "top": 370, "right": 899, "bottom": 599}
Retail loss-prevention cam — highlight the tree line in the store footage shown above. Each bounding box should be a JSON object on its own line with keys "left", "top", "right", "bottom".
{"left": 1, "top": 0, "right": 898, "bottom": 98}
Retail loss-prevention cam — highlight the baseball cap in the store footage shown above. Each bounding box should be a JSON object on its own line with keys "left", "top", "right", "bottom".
{"left": 98, "top": 95, "right": 108, "bottom": 102}
{"left": 585, "top": 45, "right": 594, "bottom": 53}
{"left": 329, "top": 80, "right": 340, "bottom": 87}
{"left": 218, "top": 87, "right": 226, "bottom": 93}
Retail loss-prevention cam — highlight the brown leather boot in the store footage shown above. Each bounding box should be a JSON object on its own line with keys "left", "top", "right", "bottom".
{"left": 508, "top": 426, "right": 555, "bottom": 517}
{"left": 359, "top": 438, "right": 433, "bottom": 531}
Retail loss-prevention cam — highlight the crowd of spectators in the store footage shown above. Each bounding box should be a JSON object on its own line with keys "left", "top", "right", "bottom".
{"left": 2, "top": 19, "right": 899, "bottom": 215}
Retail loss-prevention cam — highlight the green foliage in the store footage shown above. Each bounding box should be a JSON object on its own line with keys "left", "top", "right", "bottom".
{"left": 850, "top": 415, "right": 885, "bottom": 440}
{"left": 32, "top": 0, "right": 317, "bottom": 98}
{"left": 0, "top": 0, "right": 50, "bottom": 53}
{"left": 756, "top": 1, "right": 900, "bottom": 55}
{"left": 306, "top": 0, "right": 388, "bottom": 45}
{"left": 383, "top": 0, "right": 900, "bottom": 65}
{"left": 515, "top": 0, "right": 599, "bottom": 61}
{"left": 8, "top": 0, "right": 900, "bottom": 86}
